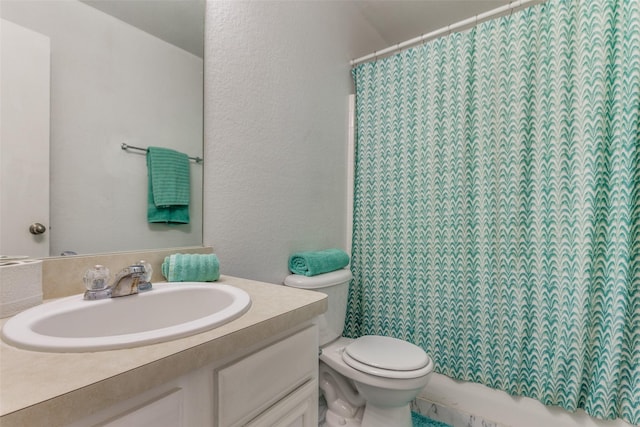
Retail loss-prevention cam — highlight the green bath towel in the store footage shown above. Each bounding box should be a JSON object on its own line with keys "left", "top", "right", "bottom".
{"left": 146, "top": 146, "right": 190, "bottom": 224}
{"left": 161, "top": 253, "right": 220, "bottom": 282}
{"left": 288, "top": 248, "right": 350, "bottom": 276}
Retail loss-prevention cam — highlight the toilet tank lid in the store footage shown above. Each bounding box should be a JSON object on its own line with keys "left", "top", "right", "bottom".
{"left": 284, "top": 269, "right": 353, "bottom": 289}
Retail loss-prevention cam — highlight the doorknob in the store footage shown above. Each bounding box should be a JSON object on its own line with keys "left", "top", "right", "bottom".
{"left": 29, "top": 223, "right": 47, "bottom": 235}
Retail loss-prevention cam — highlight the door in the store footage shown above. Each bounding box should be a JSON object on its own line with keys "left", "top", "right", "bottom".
{"left": 1, "top": 19, "right": 50, "bottom": 258}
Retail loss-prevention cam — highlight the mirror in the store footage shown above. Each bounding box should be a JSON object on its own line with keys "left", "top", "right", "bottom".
{"left": 0, "top": 0, "right": 204, "bottom": 258}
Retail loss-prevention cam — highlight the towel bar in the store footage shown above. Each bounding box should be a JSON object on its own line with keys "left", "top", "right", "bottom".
{"left": 121, "top": 143, "right": 203, "bottom": 163}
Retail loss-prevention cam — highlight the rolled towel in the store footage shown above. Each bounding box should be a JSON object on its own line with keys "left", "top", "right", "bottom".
{"left": 288, "top": 249, "right": 350, "bottom": 277}
{"left": 161, "top": 253, "right": 220, "bottom": 282}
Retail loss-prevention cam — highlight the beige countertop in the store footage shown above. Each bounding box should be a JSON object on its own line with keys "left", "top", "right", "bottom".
{"left": 0, "top": 275, "right": 327, "bottom": 426}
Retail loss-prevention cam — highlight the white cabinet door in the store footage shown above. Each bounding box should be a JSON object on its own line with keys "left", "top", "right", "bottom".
{"left": 217, "top": 326, "right": 318, "bottom": 427}
{"left": 245, "top": 380, "right": 318, "bottom": 427}
{"left": 0, "top": 19, "right": 50, "bottom": 258}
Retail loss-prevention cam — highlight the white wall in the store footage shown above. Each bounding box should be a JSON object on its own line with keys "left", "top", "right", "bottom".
{"left": 1, "top": 1, "right": 203, "bottom": 256}
{"left": 203, "top": 1, "right": 384, "bottom": 284}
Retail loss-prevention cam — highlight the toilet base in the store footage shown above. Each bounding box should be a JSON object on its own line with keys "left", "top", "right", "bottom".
{"left": 361, "top": 402, "right": 412, "bottom": 427}
{"left": 323, "top": 406, "right": 363, "bottom": 427}
{"left": 323, "top": 403, "right": 411, "bottom": 427}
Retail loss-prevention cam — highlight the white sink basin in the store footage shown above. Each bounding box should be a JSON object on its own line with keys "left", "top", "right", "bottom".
{"left": 1, "top": 282, "right": 251, "bottom": 352}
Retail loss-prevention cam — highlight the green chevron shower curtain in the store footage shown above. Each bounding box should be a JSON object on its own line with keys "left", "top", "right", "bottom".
{"left": 345, "top": 0, "right": 640, "bottom": 423}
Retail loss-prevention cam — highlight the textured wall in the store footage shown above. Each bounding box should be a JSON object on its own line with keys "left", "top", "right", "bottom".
{"left": 203, "top": 1, "right": 384, "bottom": 284}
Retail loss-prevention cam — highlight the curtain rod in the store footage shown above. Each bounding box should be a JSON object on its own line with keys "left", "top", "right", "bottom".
{"left": 351, "top": 0, "right": 544, "bottom": 67}
{"left": 121, "top": 143, "right": 203, "bottom": 163}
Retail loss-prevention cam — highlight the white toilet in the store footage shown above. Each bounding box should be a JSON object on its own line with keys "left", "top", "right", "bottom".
{"left": 284, "top": 269, "right": 434, "bottom": 427}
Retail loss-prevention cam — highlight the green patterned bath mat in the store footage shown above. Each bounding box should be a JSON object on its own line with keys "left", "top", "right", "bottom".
{"left": 411, "top": 412, "right": 452, "bottom": 427}
{"left": 412, "top": 411, "right": 451, "bottom": 427}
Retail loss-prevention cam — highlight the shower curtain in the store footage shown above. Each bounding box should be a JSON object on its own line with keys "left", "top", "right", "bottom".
{"left": 345, "top": 0, "right": 639, "bottom": 423}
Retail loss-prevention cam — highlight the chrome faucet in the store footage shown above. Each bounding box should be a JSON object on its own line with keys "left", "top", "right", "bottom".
{"left": 110, "top": 265, "right": 145, "bottom": 297}
{"left": 84, "top": 264, "right": 151, "bottom": 300}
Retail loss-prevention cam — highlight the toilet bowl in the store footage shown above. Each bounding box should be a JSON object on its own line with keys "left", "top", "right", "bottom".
{"left": 284, "top": 269, "right": 434, "bottom": 427}
{"left": 319, "top": 336, "right": 433, "bottom": 427}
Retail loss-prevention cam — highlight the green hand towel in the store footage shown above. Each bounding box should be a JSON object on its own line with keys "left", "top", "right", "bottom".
{"left": 147, "top": 146, "right": 190, "bottom": 224}
{"left": 161, "top": 253, "right": 220, "bottom": 282}
{"left": 288, "top": 249, "right": 350, "bottom": 277}
{"left": 147, "top": 184, "right": 190, "bottom": 223}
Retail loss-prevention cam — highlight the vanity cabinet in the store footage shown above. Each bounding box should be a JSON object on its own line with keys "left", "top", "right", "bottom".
{"left": 69, "top": 325, "right": 318, "bottom": 427}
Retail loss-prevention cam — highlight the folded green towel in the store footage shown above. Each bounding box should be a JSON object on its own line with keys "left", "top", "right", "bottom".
{"left": 162, "top": 253, "right": 220, "bottom": 282}
{"left": 147, "top": 185, "right": 190, "bottom": 223}
{"left": 288, "top": 249, "right": 350, "bottom": 277}
{"left": 147, "top": 146, "right": 190, "bottom": 224}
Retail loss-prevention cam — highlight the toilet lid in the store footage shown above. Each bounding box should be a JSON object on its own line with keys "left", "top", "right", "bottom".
{"left": 342, "top": 336, "right": 432, "bottom": 379}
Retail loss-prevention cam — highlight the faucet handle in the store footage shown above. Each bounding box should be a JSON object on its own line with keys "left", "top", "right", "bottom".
{"left": 83, "top": 265, "right": 113, "bottom": 300}
{"left": 137, "top": 260, "right": 153, "bottom": 292}
{"left": 83, "top": 265, "right": 111, "bottom": 291}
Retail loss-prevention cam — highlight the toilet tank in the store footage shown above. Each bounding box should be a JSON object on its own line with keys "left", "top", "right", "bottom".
{"left": 284, "top": 269, "right": 352, "bottom": 346}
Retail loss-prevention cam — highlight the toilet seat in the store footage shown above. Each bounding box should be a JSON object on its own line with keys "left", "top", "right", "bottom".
{"left": 342, "top": 336, "right": 433, "bottom": 379}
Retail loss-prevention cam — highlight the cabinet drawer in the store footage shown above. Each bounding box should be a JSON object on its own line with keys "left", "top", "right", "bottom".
{"left": 217, "top": 326, "right": 317, "bottom": 427}
{"left": 100, "top": 388, "right": 183, "bottom": 427}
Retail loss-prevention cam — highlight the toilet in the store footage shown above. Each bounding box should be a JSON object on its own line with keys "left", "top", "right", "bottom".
{"left": 284, "top": 269, "right": 433, "bottom": 427}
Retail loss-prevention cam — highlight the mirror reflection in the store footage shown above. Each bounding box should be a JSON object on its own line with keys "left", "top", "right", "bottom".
{"left": 0, "top": 0, "right": 204, "bottom": 258}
